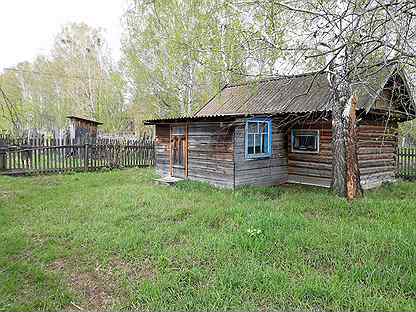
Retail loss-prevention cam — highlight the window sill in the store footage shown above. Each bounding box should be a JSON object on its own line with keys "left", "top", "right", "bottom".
{"left": 291, "top": 149, "right": 319, "bottom": 154}
{"left": 245, "top": 154, "right": 272, "bottom": 160}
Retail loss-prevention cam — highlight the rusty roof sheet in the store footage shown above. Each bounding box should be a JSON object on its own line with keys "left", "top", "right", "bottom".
{"left": 195, "top": 67, "right": 407, "bottom": 117}
{"left": 195, "top": 72, "right": 332, "bottom": 117}
{"left": 144, "top": 65, "right": 414, "bottom": 124}
{"left": 144, "top": 113, "right": 246, "bottom": 125}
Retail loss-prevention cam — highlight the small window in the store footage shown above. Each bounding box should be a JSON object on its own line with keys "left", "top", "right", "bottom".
{"left": 291, "top": 129, "right": 320, "bottom": 153}
{"left": 172, "top": 126, "right": 185, "bottom": 136}
{"left": 245, "top": 118, "right": 272, "bottom": 159}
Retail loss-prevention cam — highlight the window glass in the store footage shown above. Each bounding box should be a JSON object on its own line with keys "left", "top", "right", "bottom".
{"left": 262, "top": 132, "right": 269, "bottom": 153}
{"left": 172, "top": 126, "right": 185, "bottom": 135}
{"left": 254, "top": 134, "right": 261, "bottom": 154}
{"left": 247, "top": 134, "right": 254, "bottom": 154}
{"left": 248, "top": 122, "right": 258, "bottom": 134}
{"left": 259, "top": 122, "right": 267, "bottom": 133}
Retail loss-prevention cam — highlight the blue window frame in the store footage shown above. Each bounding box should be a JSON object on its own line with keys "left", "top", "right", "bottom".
{"left": 245, "top": 118, "right": 272, "bottom": 159}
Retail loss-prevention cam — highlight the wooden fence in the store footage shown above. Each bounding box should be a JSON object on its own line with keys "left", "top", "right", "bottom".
{"left": 398, "top": 147, "right": 416, "bottom": 180}
{"left": 0, "top": 142, "right": 154, "bottom": 176}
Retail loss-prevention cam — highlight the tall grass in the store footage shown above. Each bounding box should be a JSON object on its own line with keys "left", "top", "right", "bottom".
{"left": 1, "top": 169, "right": 416, "bottom": 311}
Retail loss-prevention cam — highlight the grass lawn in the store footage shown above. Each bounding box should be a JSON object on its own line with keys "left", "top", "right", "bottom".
{"left": 1, "top": 168, "right": 416, "bottom": 311}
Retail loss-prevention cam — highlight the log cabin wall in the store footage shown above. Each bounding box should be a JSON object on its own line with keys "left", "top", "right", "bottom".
{"left": 357, "top": 119, "right": 398, "bottom": 189}
{"left": 287, "top": 121, "right": 333, "bottom": 188}
{"left": 154, "top": 116, "right": 399, "bottom": 190}
{"left": 187, "top": 122, "right": 234, "bottom": 188}
{"left": 234, "top": 118, "right": 288, "bottom": 187}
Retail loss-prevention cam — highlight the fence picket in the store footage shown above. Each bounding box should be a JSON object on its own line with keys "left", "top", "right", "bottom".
{"left": 398, "top": 147, "right": 416, "bottom": 180}
{"left": 0, "top": 137, "right": 155, "bottom": 176}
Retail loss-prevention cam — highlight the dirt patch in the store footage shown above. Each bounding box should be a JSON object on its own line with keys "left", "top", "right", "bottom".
{"left": 49, "top": 258, "right": 117, "bottom": 310}
{"left": 48, "top": 257, "right": 156, "bottom": 311}
{"left": 68, "top": 270, "right": 116, "bottom": 309}
{"left": 109, "top": 257, "right": 156, "bottom": 281}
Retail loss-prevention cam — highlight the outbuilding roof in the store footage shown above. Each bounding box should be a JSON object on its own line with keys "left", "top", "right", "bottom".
{"left": 196, "top": 66, "right": 414, "bottom": 117}
{"left": 67, "top": 115, "right": 103, "bottom": 125}
{"left": 145, "top": 64, "right": 415, "bottom": 124}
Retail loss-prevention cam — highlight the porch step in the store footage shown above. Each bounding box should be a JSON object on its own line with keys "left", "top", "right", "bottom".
{"left": 155, "top": 176, "right": 183, "bottom": 186}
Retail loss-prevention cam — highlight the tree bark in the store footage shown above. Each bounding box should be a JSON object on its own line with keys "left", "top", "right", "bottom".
{"left": 330, "top": 73, "right": 362, "bottom": 199}
{"left": 345, "top": 96, "right": 363, "bottom": 200}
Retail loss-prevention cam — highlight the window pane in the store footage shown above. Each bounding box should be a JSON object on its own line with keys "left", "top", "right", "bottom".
{"left": 262, "top": 132, "right": 269, "bottom": 153}
{"left": 178, "top": 138, "right": 184, "bottom": 165}
{"left": 248, "top": 122, "right": 258, "bottom": 134}
{"left": 254, "top": 134, "right": 261, "bottom": 154}
{"left": 259, "top": 122, "right": 267, "bottom": 134}
{"left": 302, "top": 136, "right": 316, "bottom": 150}
{"left": 247, "top": 134, "right": 254, "bottom": 155}
{"left": 172, "top": 126, "right": 185, "bottom": 135}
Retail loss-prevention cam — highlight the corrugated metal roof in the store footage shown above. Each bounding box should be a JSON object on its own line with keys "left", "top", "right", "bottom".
{"left": 144, "top": 113, "right": 247, "bottom": 125}
{"left": 195, "top": 66, "right": 408, "bottom": 117}
{"left": 144, "top": 65, "right": 414, "bottom": 124}
{"left": 195, "top": 72, "right": 332, "bottom": 117}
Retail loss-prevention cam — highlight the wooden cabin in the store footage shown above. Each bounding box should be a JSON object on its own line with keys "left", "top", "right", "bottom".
{"left": 67, "top": 115, "right": 103, "bottom": 144}
{"left": 145, "top": 67, "right": 415, "bottom": 190}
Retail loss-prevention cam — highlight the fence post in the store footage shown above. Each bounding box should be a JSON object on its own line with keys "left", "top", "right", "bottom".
{"left": 84, "top": 143, "right": 89, "bottom": 172}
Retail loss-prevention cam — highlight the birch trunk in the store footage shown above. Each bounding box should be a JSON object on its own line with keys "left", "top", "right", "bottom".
{"left": 331, "top": 75, "right": 362, "bottom": 199}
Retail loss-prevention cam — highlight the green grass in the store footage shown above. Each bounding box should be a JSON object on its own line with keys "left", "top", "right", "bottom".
{"left": 1, "top": 168, "right": 416, "bottom": 311}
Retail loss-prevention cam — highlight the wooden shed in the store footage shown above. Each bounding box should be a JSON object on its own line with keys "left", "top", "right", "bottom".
{"left": 145, "top": 66, "right": 415, "bottom": 190}
{"left": 67, "top": 115, "right": 103, "bottom": 144}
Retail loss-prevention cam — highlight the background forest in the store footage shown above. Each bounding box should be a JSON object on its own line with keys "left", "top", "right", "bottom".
{"left": 1, "top": 0, "right": 416, "bottom": 139}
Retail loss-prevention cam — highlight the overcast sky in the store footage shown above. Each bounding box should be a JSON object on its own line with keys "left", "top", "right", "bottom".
{"left": 0, "top": 1, "right": 126, "bottom": 71}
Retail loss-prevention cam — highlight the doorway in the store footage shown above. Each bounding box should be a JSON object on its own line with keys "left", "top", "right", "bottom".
{"left": 170, "top": 125, "right": 188, "bottom": 178}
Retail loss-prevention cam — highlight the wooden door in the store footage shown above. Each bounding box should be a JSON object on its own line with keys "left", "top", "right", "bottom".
{"left": 170, "top": 125, "right": 188, "bottom": 178}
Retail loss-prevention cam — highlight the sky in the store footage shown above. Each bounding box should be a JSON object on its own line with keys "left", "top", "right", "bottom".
{"left": 0, "top": 1, "right": 126, "bottom": 71}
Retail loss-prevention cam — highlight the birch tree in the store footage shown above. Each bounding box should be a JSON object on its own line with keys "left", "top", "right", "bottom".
{"left": 0, "top": 23, "right": 128, "bottom": 133}
{"left": 225, "top": 0, "right": 416, "bottom": 198}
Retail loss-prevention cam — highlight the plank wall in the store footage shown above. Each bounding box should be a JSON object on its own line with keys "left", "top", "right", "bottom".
{"left": 154, "top": 124, "right": 171, "bottom": 177}
{"left": 287, "top": 121, "right": 333, "bottom": 188}
{"left": 187, "top": 122, "right": 235, "bottom": 188}
{"left": 234, "top": 119, "right": 288, "bottom": 187}
{"left": 357, "top": 120, "right": 398, "bottom": 189}
{"left": 154, "top": 122, "right": 235, "bottom": 188}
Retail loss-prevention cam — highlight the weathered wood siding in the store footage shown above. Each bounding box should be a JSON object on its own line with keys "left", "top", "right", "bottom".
{"left": 287, "top": 122, "right": 333, "bottom": 188}
{"left": 154, "top": 122, "right": 234, "bottom": 188}
{"left": 234, "top": 119, "right": 288, "bottom": 187}
{"left": 155, "top": 124, "right": 170, "bottom": 177}
{"left": 154, "top": 117, "right": 399, "bottom": 191}
{"left": 187, "top": 122, "right": 234, "bottom": 188}
{"left": 286, "top": 119, "right": 398, "bottom": 190}
{"left": 357, "top": 120, "right": 398, "bottom": 189}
